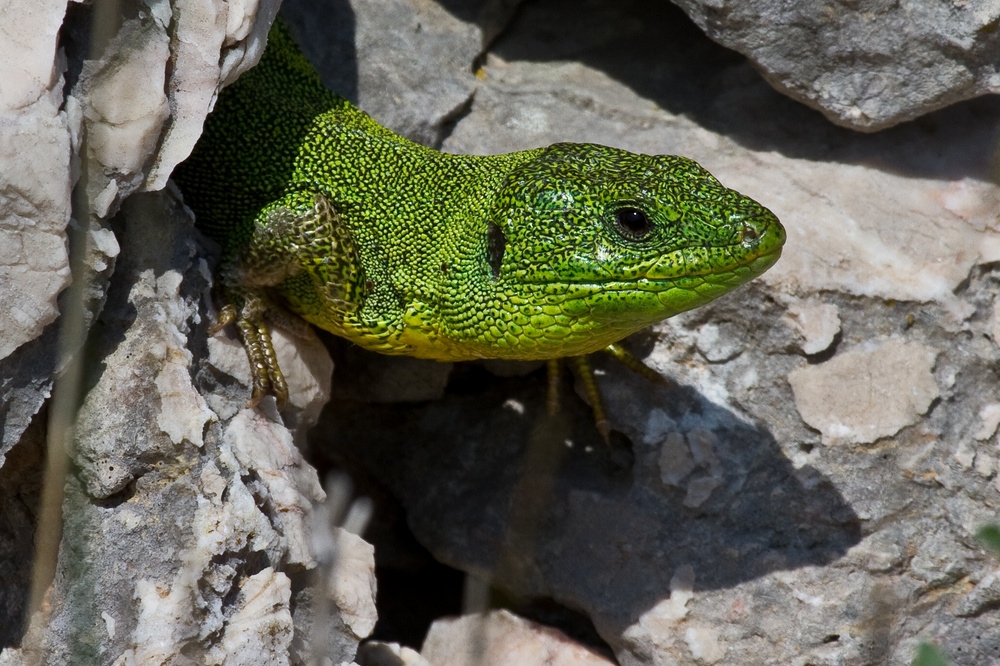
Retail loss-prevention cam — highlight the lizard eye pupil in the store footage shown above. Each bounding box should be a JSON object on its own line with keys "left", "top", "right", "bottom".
{"left": 615, "top": 207, "right": 653, "bottom": 239}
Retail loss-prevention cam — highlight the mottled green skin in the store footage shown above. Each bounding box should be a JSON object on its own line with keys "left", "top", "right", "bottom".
{"left": 175, "top": 22, "right": 784, "bottom": 363}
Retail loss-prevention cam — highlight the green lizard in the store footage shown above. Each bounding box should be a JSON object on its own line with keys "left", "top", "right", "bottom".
{"left": 174, "top": 21, "right": 785, "bottom": 428}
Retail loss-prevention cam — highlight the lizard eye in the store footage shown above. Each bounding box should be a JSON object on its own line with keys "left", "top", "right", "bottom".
{"left": 614, "top": 207, "right": 653, "bottom": 240}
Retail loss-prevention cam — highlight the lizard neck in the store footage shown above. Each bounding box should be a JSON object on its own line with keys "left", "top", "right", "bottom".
{"left": 298, "top": 130, "right": 546, "bottom": 361}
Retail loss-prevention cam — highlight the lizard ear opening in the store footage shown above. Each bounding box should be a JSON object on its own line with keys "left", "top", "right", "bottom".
{"left": 486, "top": 221, "right": 506, "bottom": 281}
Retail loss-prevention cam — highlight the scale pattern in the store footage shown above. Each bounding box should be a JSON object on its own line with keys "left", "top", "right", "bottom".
{"left": 174, "top": 21, "right": 785, "bottom": 364}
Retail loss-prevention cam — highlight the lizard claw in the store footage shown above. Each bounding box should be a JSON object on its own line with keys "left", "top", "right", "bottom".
{"left": 214, "top": 299, "right": 289, "bottom": 411}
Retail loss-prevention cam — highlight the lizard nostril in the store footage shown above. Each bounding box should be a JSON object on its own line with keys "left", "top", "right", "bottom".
{"left": 741, "top": 223, "right": 759, "bottom": 242}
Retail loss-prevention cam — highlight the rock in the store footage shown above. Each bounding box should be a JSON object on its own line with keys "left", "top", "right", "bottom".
{"left": 786, "top": 339, "right": 941, "bottom": 446}
{"left": 329, "top": 348, "right": 452, "bottom": 404}
{"left": 4, "top": 0, "right": 1000, "bottom": 664}
{"left": 357, "top": 641, "right": 433, "bottom": 666}
{"left": 0, "top": 410, "right": 45, "bottom": 647}
{"left": 975, "top": 404, "right": 1000, "bottom": 441}
{"left": 78, "top": 19, "right": 172, "bottom": 210}
{"left": 0, "top": 0, "right": 73, "bottom": 366}
{"left": 324, "top": 528, "right": 379, "bottom": 648}
{"left": 1, "top": 188, "right": 372, "bottom": 663}
{"left": 281, "top": 0, "right": 483, "bottom": 148}
{"left": 295, "top": 495, "right": 379, "bottom": 665}
{"left": 206, "top": 567, "right": 295, "bottom": 663}
{"left": 695, "top": 323, "right": 745, "bottom": 363}
{"left": 144, "top": 0, "right": 281, "bottom": 191}
{"left": 990, "top": 303, "right": 1000, "bottom": 347}
{"left": 299, "top": 1, "right": 1000, "bottom": 665}
{"left": 781, "top": 299, "right": 841, "bottom": 356}
{"left": 0, "top": 0, "right": 364, "bottom": 662}
{"left": 671, "top": 0, "right": 1000, "bottom": 131}
{"left": 66, "top": 0, "right": 281, "bottom": 214}
{"left": 1, "top": 0, "right": 282, "bottom": 459}
{"left": 657, "top": 429, "right": 726, "bottom": 509}
{"left": 421, "top": 609, "right": 616, "bottom": 666}
{"left": 955, "top": 569, "right": 1000, "bottom": 618}
{"left": 0, "top": 0, "right": 75, "bottom": 462}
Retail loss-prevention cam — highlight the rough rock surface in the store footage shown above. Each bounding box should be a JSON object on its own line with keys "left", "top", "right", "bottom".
{"left": 0, "top": 0, "right": 281, "bottom": 460}
{"left": 358, "top": 640, "right": 434, "bottom": 666}
{"left": 0, "top": 0, "right": 72, "bottom": 366}
{"left": 0, "top": 189, "right": 374, "bottom": 665}
{"left": 420, "top": 609, "right": 616, "bottom": 665}
{"left": 0, "top": 0, "right": 74, "bottom": 461}
{"left": 2, "top": 0, "right": 1000, "bottom": 664}
{"left": 787, "top": 339, "right": 940, "bottom": 446}
{"left": 671, "top": 0, "right": 1000, "bottom": 131}
{"left": 0, "top": 0, "right": 375, "bottom": 662}
{"left": 299, "top": 0, "right": 1000, "bottom": 665}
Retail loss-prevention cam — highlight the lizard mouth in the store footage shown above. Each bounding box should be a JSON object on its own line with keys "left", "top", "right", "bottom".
{"left": 543, "top": 245, "right": 783, "bottom": 293}
{"left": 526, "top": 228, "right": 785, "bottom": 291}
{"left": 593, "top": 245, "right": 782, "bottom": 292}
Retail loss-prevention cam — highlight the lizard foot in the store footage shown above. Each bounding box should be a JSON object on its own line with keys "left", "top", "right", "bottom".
{"left": 214, "top": 302, "right": 290, "bottom": 410}
{"left": 546, "top": 356, "right": 611, "bottom": 444}
{"left": 602, "top": 342, "right": 667, "bottom": 385}
{"left": 546, "top": 343, "right": 665, "bottom": 444}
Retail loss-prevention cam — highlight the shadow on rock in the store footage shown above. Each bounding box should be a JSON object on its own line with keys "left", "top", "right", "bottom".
{"left": 310, "top": 353, "right": 861, "bottom": 636}
{"left": 491, "top": 0, "right": 1000, "bottom": 182}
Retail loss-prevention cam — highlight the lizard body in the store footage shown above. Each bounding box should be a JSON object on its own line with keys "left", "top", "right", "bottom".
{"left": 174, "top": 21, "right": 785, "bottom": 405}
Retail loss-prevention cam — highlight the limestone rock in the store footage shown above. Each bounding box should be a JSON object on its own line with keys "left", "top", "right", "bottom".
{"left": 357, "top": 641, "right": 433, "bottom": 666}
{"left": 787, "top": 339, "right": 941, "bottom": 446}
{"left": 4, "top": 0, "right": 1000, "bottom": 664}
{"left": 0, "top": 0, "right": 72, "bottom": 366}
{"left": 781, "top": 299, "right": 841, "bottom": 356}
{"left": 0, "top": 188, "right": 370, "bottom": 663}
{"left": 281, "top": 0, "right": 483, "bottom": 148}
{"left": 301, "top": 1, "right": 1000, "bottom": 665}
{"left": 0, "top": 0, "right": 74, "bottom": 463}
{"left": 671, "top": 0, "right": 1000, "bottom": 131}
{"left": 421, "top": 609, "right": 616, "bottom": 666}
{"left": 0, "top": 0, "right": 282, "bottom": 462}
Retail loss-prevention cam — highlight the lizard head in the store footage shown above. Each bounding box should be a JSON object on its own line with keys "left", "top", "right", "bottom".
{"left": 473, "top": 142, "right": 785, "bottom": 359}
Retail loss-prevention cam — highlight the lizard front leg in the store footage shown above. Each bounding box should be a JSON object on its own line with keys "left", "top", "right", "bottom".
{"left": 212, "top": 190, "right": 362, "bottom": 409}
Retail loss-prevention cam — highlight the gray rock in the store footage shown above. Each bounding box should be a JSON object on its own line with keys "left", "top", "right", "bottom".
{"left": 780, "top": 299, "right": 841, "bottom": 356}
{"left": 955, "top": 569, "right": 1000, "bottom": 618}
{"left": 4, "top": 0, "right": 1000, "bottom": 664}
{"left": 0, "top": 0, "right": 281, "bottom": 462}
{"left": 65, "top": 0, "right": 281, "bottom": 214}
{"left": 0, "top": 0, "right": 72, "bottom": 366}
{"left": 0, "top": 409, "right": 45, "bottom": 647}
{"left": 282, "top": 0, "right": 484, "bottom": 148}
{"left": 358, "top": 641, "right": 433, "bottom": 666}
{"left": 1, "top": 0, "right": 374, "bottom": 661}
{"left": 298, "top": 0, "right": 1000, "bottom": 665}
{"left": 671, "top": 0, "right": 1000, "bottom": 131}
{"left": 0, "top": 1, "right": 374, "bottom": 654}
{"left": 787, "top": 339, "right": 940, "bottom": 446}
{"left": 420, "top": 609, "right": 616, "bottom": 665}
{"left": 1, "top": 189, "right": 373, "bottom": 665}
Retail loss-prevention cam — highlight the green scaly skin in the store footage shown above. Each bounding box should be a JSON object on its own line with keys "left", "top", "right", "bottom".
{"left": 174, "top": 21, "right": 785, "bottom": 406}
